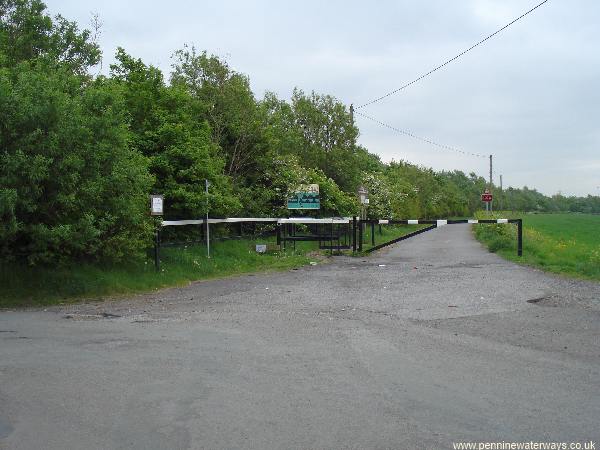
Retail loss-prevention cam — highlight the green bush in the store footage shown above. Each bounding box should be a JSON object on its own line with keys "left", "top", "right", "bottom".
{"left": 0, "top": 1, "right": 153, "bottom": 265}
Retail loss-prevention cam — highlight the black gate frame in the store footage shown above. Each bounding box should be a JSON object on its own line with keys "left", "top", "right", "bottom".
{"left": 154, "top": 217, "right": 523, "bottom": 270}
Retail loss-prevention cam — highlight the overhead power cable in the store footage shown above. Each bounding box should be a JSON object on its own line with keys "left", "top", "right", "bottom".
{"left": 356, "top": 0, "right": 549, "bottom": 109}
{"left": 355, "top": 110, "right": 487, "bottom": 158}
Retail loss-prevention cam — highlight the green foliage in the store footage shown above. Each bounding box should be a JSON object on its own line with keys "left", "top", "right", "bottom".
{"left": 239, "top": 153, "right": 357, "bottom": 217}
{"left": 0, "top": 62, "right": 153, "bottom": 264}
{"left": 2, "top": 0, "right": 599, "bottom": 275}
{"left": 0, "top": 0, "right": 100, "bottom": 73}
{"left": 0, "top": 2, "right": 153, "bottom": 265}
{"left": 110, "top": 48, "right": 240, "bottom": 219}
{"left": 171, "top": 46, "right": 266, "bottom": 179}
{"left": 473, "top": 212, "right": 517, "bottom": 254}
{"left": 362, "top": 172, "right": 392, "bottom": 219}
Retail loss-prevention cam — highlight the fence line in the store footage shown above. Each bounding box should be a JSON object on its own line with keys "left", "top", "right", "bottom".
{"left": 154, "top": 216, "right": 522, "bottom": 270}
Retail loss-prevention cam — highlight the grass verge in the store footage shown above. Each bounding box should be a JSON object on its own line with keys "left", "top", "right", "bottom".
{"left": 474, "top": 211, "right": 600, "bottom": 281}
{"left": 1, "top": 223, "right": 431, "bottom": 308}
{"left": 0, "top": 236, "right": 316, "bottom": 308}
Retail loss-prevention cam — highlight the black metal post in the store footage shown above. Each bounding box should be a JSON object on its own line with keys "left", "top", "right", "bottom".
{"left": 352, "top": 216, "right": 357, "bottom": 252}
{"left": 517, "top": 219, "right": 523, "bottom": 257}
{"left": 317, "top": 223, "right": 320, "bottom": 248}
{"left": 371, "top": 222, "right": 375, "bottom": 246}
{"left": 276, "top": 224, "right": 281, "bottom": 248}
{"left": 154, "top": 228, "right": 161, "bottom": 272}
{"left": 344, "top": 223, "right": 348, "bottom": 247}
{"left": 330, "top": 222, "right": 334, "bottom": 256}
{"left": 358, "top": 218, "right": 363, "bottom": 252}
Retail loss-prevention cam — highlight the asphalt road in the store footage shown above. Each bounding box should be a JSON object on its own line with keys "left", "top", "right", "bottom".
{"left": 1, "top": 225, "right": 599, "bottom": 450}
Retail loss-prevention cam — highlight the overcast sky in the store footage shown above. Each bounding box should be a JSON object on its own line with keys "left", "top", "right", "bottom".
{"left": 45, "top": 0, "right": 600, "bottom": 196}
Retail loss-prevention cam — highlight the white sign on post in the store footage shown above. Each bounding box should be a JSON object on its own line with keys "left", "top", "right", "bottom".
{"left": 150, "top": 195, "right": 164, "bottom": 216}
{"left": 358, "top": 186, "right": 369, "bottom": 204}
{"left": 255, "top": 244, "right": 267, "bottom": 253}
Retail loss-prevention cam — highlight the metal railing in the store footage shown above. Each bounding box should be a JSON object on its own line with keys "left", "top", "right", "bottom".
{"left": 153, "top": 216, "right": 523, "bottom": 270}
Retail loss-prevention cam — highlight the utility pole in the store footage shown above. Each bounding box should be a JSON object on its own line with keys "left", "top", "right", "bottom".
{"left": 489, "top": 154, "right": 493, "bottom": 213}
{"left": 350, "top": 104, "right": 354, "bottom": 125}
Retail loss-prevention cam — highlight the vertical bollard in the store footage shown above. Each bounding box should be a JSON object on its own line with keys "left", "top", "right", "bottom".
{"left": 330, "top": 221, "right": 334, "bottom": 256}
{"left": 154, "top": 228, "right": 160, "bottom": 272}
{"left": 276, "top": 223, "right": 281, "bottom": 248}
{"left": 292, "top": 223, "right": 296, "bottom": 252}
{"left": 358, "top": 218, "right": 363, "bottom": 252}
{"left": 283, "top": 223, "right": 287, "bottom": 252}
{"left": 517, "top": 219, "right": 523, "bottom": 257}
{"left": 352, "top": 216, "right": 357, "bottom": 252}
{"left": 371, "top": 222, "right": 375, "bottom": 247}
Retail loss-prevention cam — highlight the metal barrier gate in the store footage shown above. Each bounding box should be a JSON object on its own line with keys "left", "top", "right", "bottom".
{"left": 154, "top": 216, "right": 523, "bottom": 270}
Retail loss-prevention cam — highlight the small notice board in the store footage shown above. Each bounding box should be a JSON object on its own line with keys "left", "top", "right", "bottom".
{"left": 150, "top": 195, "right": 164, "bottom": 215}
{"left": 287, "top": 184, "right": 320, "bottom": 209}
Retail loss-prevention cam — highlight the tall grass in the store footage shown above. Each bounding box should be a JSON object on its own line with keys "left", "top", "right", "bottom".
{"left": 0, "top": 236, "right": 313, "bottom": 308}
{"left": 474, "top": 212, "right": 600, "bottom": 281}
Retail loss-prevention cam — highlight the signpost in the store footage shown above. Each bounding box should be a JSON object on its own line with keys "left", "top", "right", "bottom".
{"left": 357, "top": 186, "right": 369, "bottom": 206}
{"left": 482, "top": 188, "right": 493, "bottom": 213}
{"left": 150, "top": 195, "right": 163, "bottom": 271}
{"left": 287, "top": 184, "right": 320, "bottom": 209}
{"left": 357, "top": 186, "right": 369, "bottom": 244}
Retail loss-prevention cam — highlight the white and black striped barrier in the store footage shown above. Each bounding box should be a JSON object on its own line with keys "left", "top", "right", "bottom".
{"left": 359, "top": 218, "right": 522, "bottom": 256}
{"left": 153, "top": 216, "right": 522, "bottom": 270}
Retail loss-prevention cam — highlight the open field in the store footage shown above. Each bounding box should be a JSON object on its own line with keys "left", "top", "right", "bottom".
{"left": 475, "top": 212, "right": 600, "bottom": 280}
{"left": 0, "top": 224, "right": 419, "bottom": 308}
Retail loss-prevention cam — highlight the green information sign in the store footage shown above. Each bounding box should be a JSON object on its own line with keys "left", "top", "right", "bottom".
{"left": 287, "top": 184, "right": 320, "bottom": 209}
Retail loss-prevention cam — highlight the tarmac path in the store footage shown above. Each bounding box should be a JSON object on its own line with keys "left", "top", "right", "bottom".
{"left": 1, "top": 224, "right": 599, "bottom": 449}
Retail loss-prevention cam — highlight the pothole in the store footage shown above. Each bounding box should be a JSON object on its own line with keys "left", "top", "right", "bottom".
{"left": 526, "top": 297, "right": 551, "bottom": 305}
{"left": 526, "top": 295, "right": 600, "bottom": 311}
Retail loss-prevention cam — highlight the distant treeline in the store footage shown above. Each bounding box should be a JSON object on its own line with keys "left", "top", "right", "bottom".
{"left": 1, "top": 0, "right": 598, "bottom": 265}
